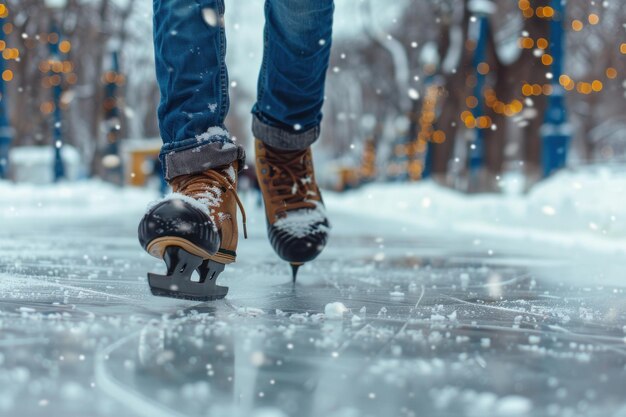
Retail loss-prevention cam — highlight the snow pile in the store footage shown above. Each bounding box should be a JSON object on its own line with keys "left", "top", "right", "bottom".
{"left": 326, "top": 166, "right": 626, "bottom": 252}
{"left": 324, "top": 302, "right": 348, "bottom": 320}
{"left": 273, "top": 203, "right": 330, "bottom": 238}
{"left": 493, "top": 396, "right": 533, "bottom": 416}
{"left": 0, "top": 180, "right": 156, "bottom": 220}
{"left": 429, "top": 387, "right": 533, "bottom": 417}
{"left": 9, "top": 145, "right": 84, "bottom": 184}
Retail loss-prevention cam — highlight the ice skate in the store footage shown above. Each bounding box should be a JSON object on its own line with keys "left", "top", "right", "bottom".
{"left": 138, "top": 163, "right": 246, "bottom": 301}
{"left": 255, "top": 139, "right": 329, "bottom": 282}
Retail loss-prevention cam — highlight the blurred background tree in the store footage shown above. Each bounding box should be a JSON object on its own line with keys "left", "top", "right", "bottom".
{"left": 0, "top": 0, "right": 624, "bottom": 191}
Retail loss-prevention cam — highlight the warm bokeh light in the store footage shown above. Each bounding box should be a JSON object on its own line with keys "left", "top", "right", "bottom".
{"left": 591, "top": 80, "right": 603, "bottom": 92}
{"left": 66, "top": 73, "right": 78, "bottom": 85}
{"left": 432, "top": 130, "right": 446, "bottom": 144}
{"left": 606, "top": 67, "right": 617, "bottom": 79}
{"left": 40, "top": 101, "right": 55, "bottom": 114}
{"left": 539, "top": 6, "right": 554, "bottom": 18}
{"left": 59, "top": 40, "right": 71, "bottom": 54}
{"left": 520, "top": 37, "right": 534, "bottom": 49}
{"left": 2, "top": 69, "right": 13, "bottom": 82}
{"left": 541, "top": 54, "right": 553, "bottom": 66}
{"left": 576, "top": 82, "right": 592, "bottom": 95}
{"left": 477, "top": 62, "right": 490, "bottom": 75}
{"left": 536, "top": 38, "right": 549, "bottom": 50}
{"left": 48, "top": 33, "right": 59, "bottom": 44}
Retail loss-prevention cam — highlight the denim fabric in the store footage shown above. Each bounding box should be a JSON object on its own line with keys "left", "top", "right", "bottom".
{"left": 153, "top": 0, "right": 334, "bottom": 179}
{"left": 252, "top": 0, "right": 334, "bottom": 150}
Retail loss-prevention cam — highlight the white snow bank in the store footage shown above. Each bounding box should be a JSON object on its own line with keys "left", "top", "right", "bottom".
{"left": 9, "top": 145, "right": 83, "bottom": 184}
{"left": 0, "top": 180, "right": 156, "bottom": 220}
{"left": 326, "top": 166, "right": 626, "bottom": 253}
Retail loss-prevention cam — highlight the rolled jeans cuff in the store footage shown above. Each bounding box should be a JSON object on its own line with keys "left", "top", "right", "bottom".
{"left": 252, "top": 115, "right": 319, "bottom": 151}
{"left": 161, "top": 140, "right": 246, "bottom": 182}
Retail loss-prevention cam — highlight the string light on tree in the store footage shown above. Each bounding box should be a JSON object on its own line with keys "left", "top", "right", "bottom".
{"left": 0, "top": 1, "right": 14, "bottom": 179}
{"left": 516, "top": 2, "right": 616, "bottom": 96}
{"left": 407, "top": 85, "right": 445, "bottom": 181}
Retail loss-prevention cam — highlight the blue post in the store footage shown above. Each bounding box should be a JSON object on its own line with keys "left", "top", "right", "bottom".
{"left": 421, "top": 75, "right": 437, "bottom": 179}
{"left": 49, "top": 23, "right": 65, "bottom": 182}
{"left": 105, "top": 51, "right": 120, "bottom": 122}
{"left": 103, "top": 50, "right": 124, "bottom": 184}
{"left": 421, "top": 85, "right": 434, "bottom": 180}
{"left": 541, "top": 0, "right": 570, "bottom": 177}
{"left": 422, "top": 138, "right": 433, "bottom": 179}
{"left": 468, "top": 16, "right": 489, "bottom": 175}
{"left": 0, "top": 14, "right": 13, "bottom": 179}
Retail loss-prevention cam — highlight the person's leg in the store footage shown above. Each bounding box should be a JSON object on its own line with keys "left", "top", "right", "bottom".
{"left": 154, "top": 0, "right": 244, "bottom": 181}
{"left": 253, "top": 0, "right": 334, "bottom": 280}
{"left": 252, "top": 0, "right": 334, "bottom": 150}
{"left": 139, "top": 0, "right": 246, "bottom": 301}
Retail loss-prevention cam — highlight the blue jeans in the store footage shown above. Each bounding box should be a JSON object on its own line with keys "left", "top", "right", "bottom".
{"left": 153, "top": 0, "right": 334, "bottom": 180}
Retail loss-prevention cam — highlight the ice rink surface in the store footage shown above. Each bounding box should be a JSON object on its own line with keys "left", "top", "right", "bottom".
{"left": 1, "top": 189, "right": 625, "bottom": 417}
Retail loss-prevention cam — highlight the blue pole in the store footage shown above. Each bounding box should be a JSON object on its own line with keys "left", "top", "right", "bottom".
{"left": 468, "top": 16, "right": 489, "bottom": 175}
{"left": 0, "top": 15, "right": 13, "bottom": 179}
{"left": 541, "top": 0, "right": 570, "bottom": 177}
{"left": 49, "top": 22, "right": 65, "bottom": 182}
{"left": 421, "top": 75, "right": 436, "bottom": 179}
{"left": 103, "top": 50, "right": 124, "bottom": 184}
{"left": 105, "top": 51, "right": 120, "bottom": 122}
{"left": 422, "top": 138, "right": 433, "bottom": 179}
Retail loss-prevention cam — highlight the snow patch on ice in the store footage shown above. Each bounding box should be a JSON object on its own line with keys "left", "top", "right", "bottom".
{"left": 494, "top": 396, "right": 533, "bottom": 416}
{"left": 389, "top": 290, "right": 405, "bottom": 299}
{"left": 430, "top": 314, "right": 446, "bottom": 321}
{"left": 324, "top": 302, "right": 348, "bottom": 320}
{"left": 250, "top": 407, "right": 289, "bottom": 417}
{"left": 430, "top": 387, "right": 532, "bottom": 416}
{"left": 236, "top": 307, "right": 265, "bottom": 317}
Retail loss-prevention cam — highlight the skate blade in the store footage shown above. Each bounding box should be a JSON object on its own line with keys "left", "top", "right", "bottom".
{"left": 290, "top": 262, "right": 304, "bottom": 284}
{"left": 148, "top": 246, "right": 229, "bottom": 302}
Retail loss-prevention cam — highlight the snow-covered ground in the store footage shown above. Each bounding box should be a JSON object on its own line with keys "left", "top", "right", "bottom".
{"left": 3, "top": 165, "right": 624, "bottom": 251}
{"left": 327, "top": 166, "right": 626, "bottom": 254}
{"left": 0, "top": 168, "right": 625, "bottom": 417}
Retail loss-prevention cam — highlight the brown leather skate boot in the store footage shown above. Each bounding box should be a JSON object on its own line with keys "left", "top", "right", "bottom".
{"left": 255, "top": 139, "right": 330, "bottom": 281}
{"left": 138, "top": 163, "right": 246, "bottom": 300}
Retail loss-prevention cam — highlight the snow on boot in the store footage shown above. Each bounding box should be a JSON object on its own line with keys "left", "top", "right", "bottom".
{"left": 138, "top": 163, "right": 246, "bottom": 301}
{"left": 254, "top": 139, "right": 330, "bottom": 281}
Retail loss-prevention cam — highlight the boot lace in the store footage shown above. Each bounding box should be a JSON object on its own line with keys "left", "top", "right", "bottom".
{"left": 171, "top": 169, "right": 247, "bottom": 238}
{"left": 264, "top": 148, "right": 318, "bottom": 217}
